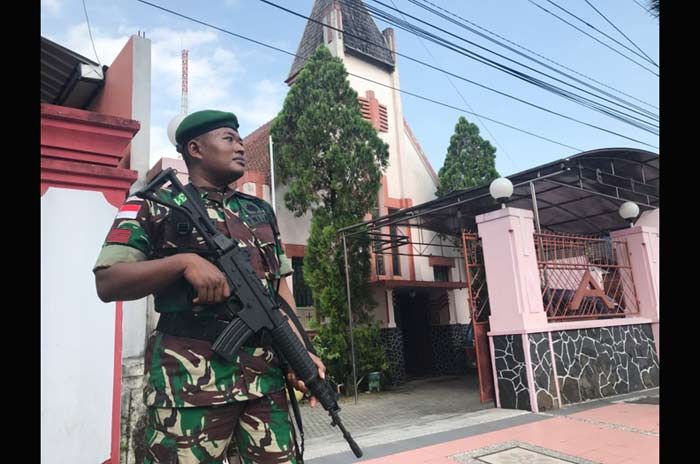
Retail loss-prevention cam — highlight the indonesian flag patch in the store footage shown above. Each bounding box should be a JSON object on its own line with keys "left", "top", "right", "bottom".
{"left": 115, "top": 198, "right": 143, "bottom": 220}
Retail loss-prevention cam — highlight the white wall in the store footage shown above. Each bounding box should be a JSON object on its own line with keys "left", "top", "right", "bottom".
{"left": 452, "top": 288, "right": 471, "bottom": 324}
{"left": 275, "top": 183, "right": 313, "bottom": 246}
{"left": 407, "top": 230, "right": 464, "bottom": 283}
{"left": 635, "top": 208, "right": 659, "bottom": 230}
{"left": 400, "top": 127, "right": 438, "bottom": 205}
{"left": 345, "top": 54, "right": 405, "bottom": 201}
{"left": 401, "top": 124, "right": 444, "bottom": 281}
{"left": 344, "top": 52, "right": 450, "bottom": 284}
{"left": 370, "top": 287, "right": 389, "bottom": 326}
{"left": 130, "top": 35, "right": 152, "bottom": 191}
{"left": 127, "top": 35, "right": 152, "bottom": 359}
{"left": 243, "top": 182, "right": 256, "bottom": 196}
{"left": 122, "top": 297, "right": 148, "bottom": 358}
{"left": 41, "top": 188, "right": 117, "bottom": 463}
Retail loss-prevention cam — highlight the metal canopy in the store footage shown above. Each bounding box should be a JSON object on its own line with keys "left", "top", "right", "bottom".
{"left": 41, "top": 36, "right": 106, "bottom": 109}
{"left": 340, "top": 148, "right": 659, "bottom": 238}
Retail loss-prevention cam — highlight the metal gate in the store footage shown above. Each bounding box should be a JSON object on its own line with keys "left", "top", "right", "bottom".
{"left": 462, "top": 232, "right": 495, "bottom": 404}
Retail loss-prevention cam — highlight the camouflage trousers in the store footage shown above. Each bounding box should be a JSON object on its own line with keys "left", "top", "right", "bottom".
{"left": 143, "top": 389, "right": 298, "bottom": 464}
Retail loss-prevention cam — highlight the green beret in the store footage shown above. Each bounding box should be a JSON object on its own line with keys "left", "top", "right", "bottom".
{"left": 175, "top": 110, "right": 240, "bottom": 148}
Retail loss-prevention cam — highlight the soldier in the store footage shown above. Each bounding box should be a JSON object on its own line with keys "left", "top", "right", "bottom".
{"left": 94, "top": 110, "right": 325, "bottom": 463}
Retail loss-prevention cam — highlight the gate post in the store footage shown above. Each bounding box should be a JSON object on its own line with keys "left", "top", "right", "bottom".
{"left": 475, "top": 208, "right": 549, "bottom": 412}
{"left": 476, "top": 208, "right": 548, "bottom": 333}
{"left": 610, "top": 225, "right": 660, "bottom": 357}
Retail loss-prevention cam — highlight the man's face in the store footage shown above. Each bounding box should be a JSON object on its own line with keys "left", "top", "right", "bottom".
{"left": 190, "top": 127, "right": 246, "bottom": 183}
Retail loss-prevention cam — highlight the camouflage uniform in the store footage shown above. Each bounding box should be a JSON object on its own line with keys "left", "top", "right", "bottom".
{"left": 94, "top": 185, "right": 297, "bottom": 464}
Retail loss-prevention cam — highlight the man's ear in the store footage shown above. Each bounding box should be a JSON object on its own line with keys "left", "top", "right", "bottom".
{"left": 187, "top": 139, "right": 204, "bottom": 162}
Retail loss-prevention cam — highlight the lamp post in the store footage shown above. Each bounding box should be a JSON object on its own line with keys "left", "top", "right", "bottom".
{"left": 619, "top": 201, "right": 640, "bottom": 227}
{"left": 167, "top": 114, "right": 187, "bottom": 156}
{"left": 489, "top": 177, "right": 514, "bottom": 208}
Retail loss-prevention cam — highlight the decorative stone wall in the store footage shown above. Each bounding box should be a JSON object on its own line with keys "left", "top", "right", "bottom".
{"left": 493, "top": 334, "right": 531, "bottom": 411}
{"left": 379, "top": 327, "right": 406, "bottom": 385}
{"left": 551, "top": 324, "right": 659, "bottom": 405}
{"left": 491, "top": 324, "right": 660, "bottom": 411}
{"left": 528, "top": 332, "right": 558, "bottom": 411}
{"left": 429, "top": 324, "right": 469, "bottom": 376}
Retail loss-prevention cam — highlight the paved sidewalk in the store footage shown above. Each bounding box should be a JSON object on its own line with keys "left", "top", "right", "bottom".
{"left": 304, "top": 386, "right": 659, "bottom": 464}
{"left": 299, "top": 375, "right": 490, "bottom": 440}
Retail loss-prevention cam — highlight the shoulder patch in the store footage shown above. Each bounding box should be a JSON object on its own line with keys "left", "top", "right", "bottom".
{"left": 116, "top": 203, "right": 141, "bottom": 220}
{"left": 107, "top": 229, "right": 132, "bottom": 244}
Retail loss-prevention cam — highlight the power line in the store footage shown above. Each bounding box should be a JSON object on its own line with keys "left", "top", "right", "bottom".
{"left": 340, "top": 0, "right": 658, "bottom": 135}
{"left": 82, "top": 0, "right": 102, "bottom": 67}
{"left": 525, "top": 0, "right": 658, "bottom": 76}
{"left": 386, "top": 0, "right": 520, "bottom": 172}
{"left": 583, "top": 0, "right": 656, "bottom": 66}
{"left": 632, "top": 0, "right": 651, "bottom": 14}
{"left": 360, "top": 0, "right": 658, "bottom": 131}
{"left": 408, "top": 0, "right": 658, "bottom": 111}
{"left": 356, "top": 71, "right": 585, "bottom": 152}
{"left": 367, "top": 0, "right": 658, "bottom": 125}
{"left": 257, "top": 0, "right": 658, "bottom": 145}
{"left": 543, "top": 0, "right": 657, "bottom": 67}
{"left": 134, "top": 0, "right": 580, "bottom": 152}
{"left": 133, "top": 0, "right": 656, "bottom": 150}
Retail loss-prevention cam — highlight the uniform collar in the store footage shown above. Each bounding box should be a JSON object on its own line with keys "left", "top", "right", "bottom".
{"left": 189, "top": 181, "right": 237, "bottom": 203}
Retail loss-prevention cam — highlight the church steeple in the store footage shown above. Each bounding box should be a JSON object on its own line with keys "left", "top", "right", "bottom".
{"left": 286, "top": 0, "right": 395, "bottom": 83}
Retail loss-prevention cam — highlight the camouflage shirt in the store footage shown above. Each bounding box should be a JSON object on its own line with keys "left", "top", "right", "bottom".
{"left": 94, "top": 183, "right": 294, "bottom": 408}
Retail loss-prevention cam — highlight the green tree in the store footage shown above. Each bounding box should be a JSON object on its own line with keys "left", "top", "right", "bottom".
{"left": 650, "top": 0, "right": 659, "bottom": 18}
{"left": 436, "top": 116, "right": 500, "bottom": 197}
{"left": 270, "top": 45, "right": 389, "bottom": 393}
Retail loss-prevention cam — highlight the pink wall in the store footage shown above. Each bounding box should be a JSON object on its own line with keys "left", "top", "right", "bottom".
{"left": 89, "top": 37, "right": 135, "bottom": 170}
{"left": 89, "top": 37, "right": 134, "bottom": 120}
{"left": 41, "top": 104, "right": 139, "bottom": 207}
{"left": 476, "top": 208, "right": 549, "bottom": 334}
{"left": 146, "top": 157, "right": 189, "bottom": 185}
{"left": 610, "top": 226, "right": 660, "bottom": 357}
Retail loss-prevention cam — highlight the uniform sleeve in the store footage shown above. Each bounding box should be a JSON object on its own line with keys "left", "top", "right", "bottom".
{"left": 93, "top": 196, "right": 154, "bottom": 271}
